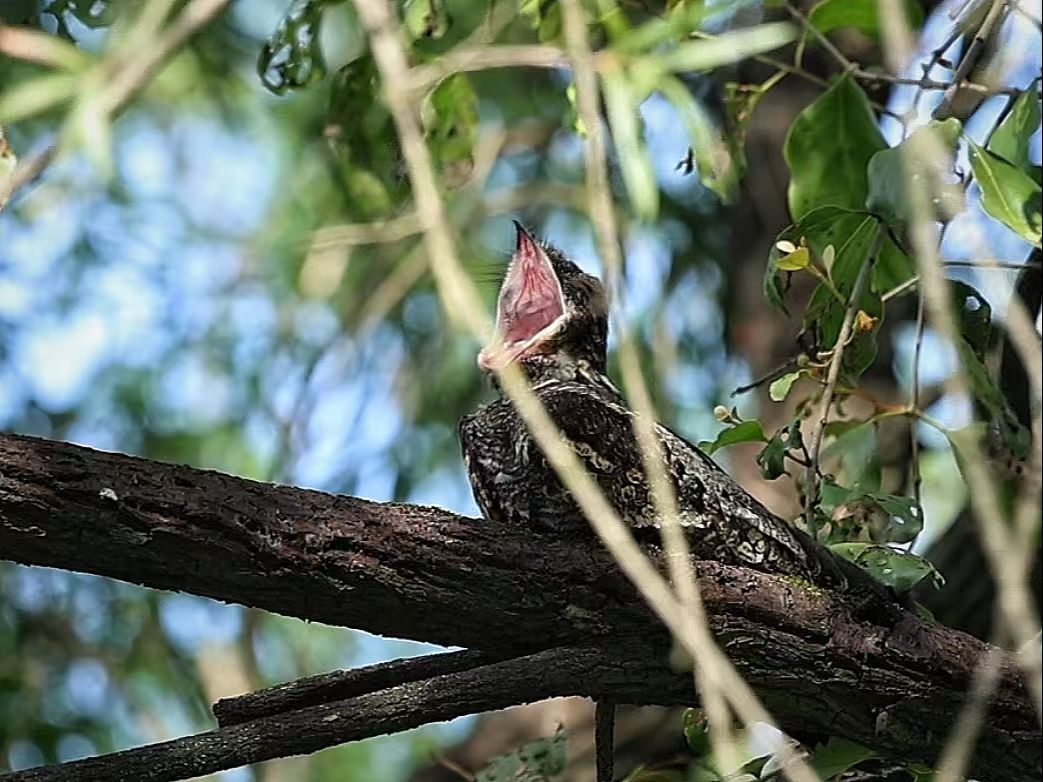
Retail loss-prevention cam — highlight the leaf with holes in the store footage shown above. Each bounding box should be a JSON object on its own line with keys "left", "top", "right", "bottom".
{"left": 969, "top": 141, "right": 1042, "bottom": 244}
{"left": 830, "top": 543, "right": 944, "bottom": 592}
{"left": 950, "top": 280, "right": 992, "bottom": 359}
{"left": 476, "top": 727, "right": 567, "bottom": 781}
{"left": 258, "top": 0, "right": 336, "bottom": 94}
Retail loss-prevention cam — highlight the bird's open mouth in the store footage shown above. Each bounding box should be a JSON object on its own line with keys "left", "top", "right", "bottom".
{"left": 478, "top": 224, "right": 566, "bottom": 371}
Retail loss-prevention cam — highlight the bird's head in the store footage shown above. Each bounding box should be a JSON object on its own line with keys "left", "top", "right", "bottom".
{"left": 478, "top": 222, "right": 608, "bottom": 376}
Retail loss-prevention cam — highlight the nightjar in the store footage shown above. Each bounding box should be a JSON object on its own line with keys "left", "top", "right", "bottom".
{"left": 459, "top": 223, "right": 894, "bottom": 597}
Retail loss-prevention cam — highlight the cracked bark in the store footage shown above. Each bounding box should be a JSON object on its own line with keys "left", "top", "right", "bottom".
{"left": 0, "top": 433, "right": 1039, "bottom": 782}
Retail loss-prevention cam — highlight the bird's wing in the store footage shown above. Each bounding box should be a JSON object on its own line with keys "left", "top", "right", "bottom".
{"left": 536, "top": 382, "right": 816, "bottom": 577}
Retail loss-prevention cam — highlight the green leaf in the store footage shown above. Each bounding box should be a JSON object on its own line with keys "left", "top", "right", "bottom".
{"left": 404, "top": 0, "right": 451, "bottom": 39}
{"left": 476, "top": 727, "right": 567, "bottom": 781}
{"left": 865, "top": 118, "right": 963, "bottom": 227}
{"left": 784, "top": 75, "right": 886, "bottom": 220}
{"left": 775, "top": 245, "right": 810, "bottom": 271}
{"left": 810, "top": 737, "right": 878, "bottom": 779}
{"left": 829, "top": 543, "right": 944, "bottom": 593}
{"left": 764, "top": 206, "right": 869, "bottom": 311}
{"left": 870, "top": 492, "right": 923, "bottom": 543}
{"left": 328, "top": 56, "right": 404, "bottom": 219}
{"left": 950, "top": 280, "right": 992, "bottom": 359}
{"left": 989, "top": 80, "right": 1041, "bottom": 172}
{"left": 769, "top": 371, "right": 802, "bottom": 402}
{"left": 804, "top": 217, "right": 883, "bottom": 380}
{"left": 757, "top": 420, "right": 803, "bottom": 480}
{"left": 700, "top": 420, "right": 768, "bottom": 455}
{"left": 602, "top": 71, "right": 659, "bottom": 219}
{"left": 873, "top": 234, "right": 916, "bottom": 295}
{"left": 424, "top": 75, "right": 478, "bottom": 166}
{"left": 969, "top": 140, "right": 1043, "bottom": 244}
{"left": 808, "top": 0, "right": 923, "bottom": 39}
{"left": 682, "top": 708, "right": 711, "bottom": 757}
{"left": 955, "top": 339, "right": 1028, "bottom": 457}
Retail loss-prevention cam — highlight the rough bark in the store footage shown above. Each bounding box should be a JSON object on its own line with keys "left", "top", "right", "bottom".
{"left": 0, "top": 433, "right": 1039, "bottom": 781}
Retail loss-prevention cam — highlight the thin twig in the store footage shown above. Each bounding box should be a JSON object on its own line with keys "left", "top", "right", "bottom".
{"left": 406, "top": 44, "right": 568, "bottom": 91}
{"left": 934, "top": 0, "right": 1007, "bottom": 119}
{"left": 801, "top": 226, "right": 884, "bottom": 521}
{"left": 559, "top": 0, "right": 745, "bottom": 770}
{"left": 0, "top": 144, "right": 55, "bottom": 212}
{"left": 804, "top": 226, "right": 884, "bottom": 522}
{"left": 910, "top": 286, "right": 925, "bottom": 512}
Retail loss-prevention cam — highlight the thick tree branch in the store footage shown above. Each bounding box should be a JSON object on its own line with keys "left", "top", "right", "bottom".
{"left": 0, "top": 433, "right": 1039, "bottom": 781}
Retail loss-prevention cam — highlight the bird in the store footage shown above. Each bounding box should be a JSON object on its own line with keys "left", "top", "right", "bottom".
{"left": 459, "top": 222, "right": 897, "bottom": 601}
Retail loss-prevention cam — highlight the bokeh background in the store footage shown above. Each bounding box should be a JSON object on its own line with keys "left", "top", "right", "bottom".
{"left": 1, "top": 0, "right": 1040, "bottom": 779}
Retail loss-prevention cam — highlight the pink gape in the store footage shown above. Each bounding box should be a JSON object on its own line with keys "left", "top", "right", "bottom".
{"left": 479, "top": 227, "right": 565, "bottom": 370}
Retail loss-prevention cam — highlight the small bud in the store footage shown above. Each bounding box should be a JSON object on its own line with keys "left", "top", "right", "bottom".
{"left": 713, "top": 405, "right": 730, "bottom": 422}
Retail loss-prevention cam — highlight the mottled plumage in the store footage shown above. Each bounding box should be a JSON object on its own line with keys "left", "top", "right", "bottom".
{"left": 460, "top": 225, "right": 894, "bottom": 599}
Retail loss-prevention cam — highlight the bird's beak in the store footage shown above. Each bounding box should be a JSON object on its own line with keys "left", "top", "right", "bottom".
{"left": 478, "top": 222, "right": 567, "bottom": 371}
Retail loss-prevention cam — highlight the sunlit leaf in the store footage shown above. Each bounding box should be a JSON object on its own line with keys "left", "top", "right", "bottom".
{"left": 784, "top": 75, "right": 886, "bottom": 220}
{"left": 769, "top": 371, "right": 802, "bottom": 401}
{"left": 776, "top": 246, "right": 810, "bottom": 271}
{"left": 988, "top": 80, "right": 1041, "bottom": 172}
{"left": 424, "top": 74, "right": 478, "bottom": 167}
{"left": 968, "top": 140, "right": 1043, "bottom": 244}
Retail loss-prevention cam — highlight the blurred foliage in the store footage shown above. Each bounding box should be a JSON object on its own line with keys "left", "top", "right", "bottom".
{"left": 0, "top": 0, "right": 1040, "bottom": 779}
